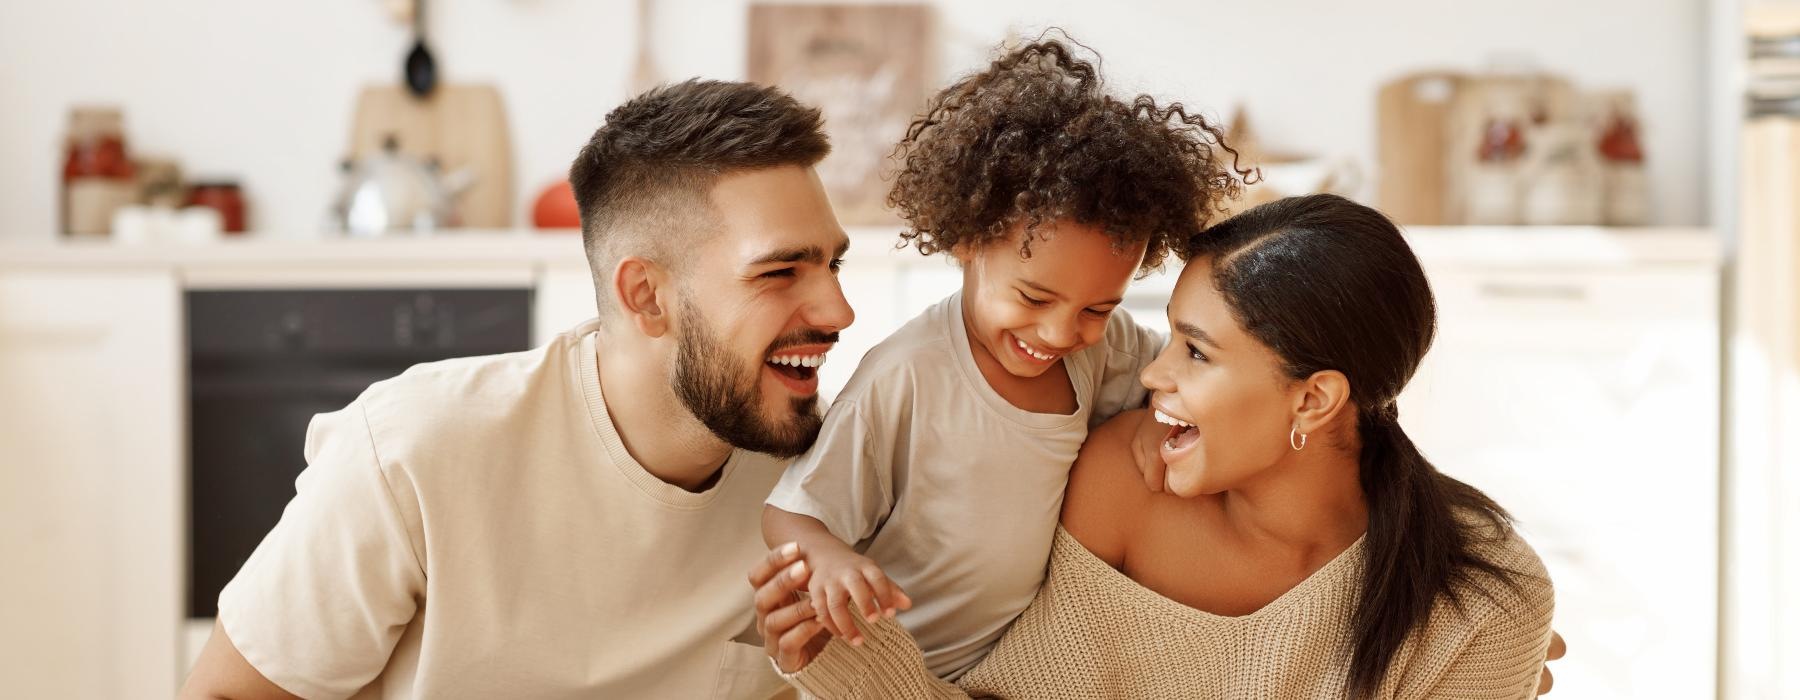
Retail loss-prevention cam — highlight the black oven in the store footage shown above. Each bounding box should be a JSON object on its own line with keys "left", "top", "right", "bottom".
{"left": 186, "top": 289, "right": 531, "bottom": 618}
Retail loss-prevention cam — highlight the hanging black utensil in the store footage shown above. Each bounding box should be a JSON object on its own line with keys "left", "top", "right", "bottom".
{"left": 403, "top": 0, "right": 437, "bottom": 98}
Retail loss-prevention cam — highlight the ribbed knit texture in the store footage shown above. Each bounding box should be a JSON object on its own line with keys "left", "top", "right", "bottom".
{"left": 788, "top": 526, "right": 1554, "bottom": 699}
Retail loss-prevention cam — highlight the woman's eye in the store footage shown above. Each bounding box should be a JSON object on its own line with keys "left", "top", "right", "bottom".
{"left": 1020, "top": 293, "right": 1049, "bottom": 307}
{"left": 1084, "top": 307, "right": 1114, "bottom": 318}
{"left": 1187, "top": 342, "right": 1209, "bottom": 362}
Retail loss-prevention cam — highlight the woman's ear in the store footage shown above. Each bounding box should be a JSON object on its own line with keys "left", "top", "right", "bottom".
{"left": 612, "top": 256, "right": 670, "bottom": 338}
{"left": 1291, "top": 369, "right": 1352, "bottom": 436}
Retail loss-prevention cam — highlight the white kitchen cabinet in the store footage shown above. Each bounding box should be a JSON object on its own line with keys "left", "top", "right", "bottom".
{"left": 534, "top": 261, "right": 599, "bottom": 345}
{"left": 0, "top": 269, "right": 184, "bottom": 698}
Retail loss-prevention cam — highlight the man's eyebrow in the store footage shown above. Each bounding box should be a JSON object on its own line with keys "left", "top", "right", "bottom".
{"left": 746, "top": 245, "right": 826, "bottom": 267}
{"left": 745, "top": 237, "right": 851, "bottom": 267}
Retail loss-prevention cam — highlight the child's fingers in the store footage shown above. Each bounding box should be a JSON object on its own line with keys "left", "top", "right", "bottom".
{"left": 813, "top": 593, "right": 843, "bottom": 639}
{"left": 887, "top": 581, "right": 914, "bottom": 614}
{"left": 844, "top": 573, "right": 884, "bottom": 626}
{"left": 1134, "top": 412, "right": 1170, "bottom": 493}
{"left": 824, "top": 583, "right": 865, "bottom": 645}
{"left": 858, "top": 563, "right": 911, "bottom": 616}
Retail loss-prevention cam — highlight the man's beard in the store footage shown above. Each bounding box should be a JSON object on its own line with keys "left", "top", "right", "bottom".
{"left": 671, "top": 298, "right": 831, "bottom": 458}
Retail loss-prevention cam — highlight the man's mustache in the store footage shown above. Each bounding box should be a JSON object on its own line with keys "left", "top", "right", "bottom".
{"left": 766, "top": 329, "right": 840, "bottom": 354}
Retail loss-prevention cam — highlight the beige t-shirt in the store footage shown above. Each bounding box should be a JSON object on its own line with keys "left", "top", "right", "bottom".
{"left": 764, "top": 292, "right": 1163, "bottom": 680}
{"left": 217, "top": 319, "right": 790, "bottom": 700}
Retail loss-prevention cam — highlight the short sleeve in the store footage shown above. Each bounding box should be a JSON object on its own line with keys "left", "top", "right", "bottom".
{"left": 1089, "top": 307, "right": 1166, "bottom": 427}
{"left": 765, "top": 388, "right": 900, "bottom": 545}
{"left": 215, "top": 402, "right": 426, "bottom": 700}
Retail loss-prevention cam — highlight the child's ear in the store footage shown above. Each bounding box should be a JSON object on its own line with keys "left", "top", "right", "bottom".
{"left": 950, "top": 241, "right": 976, "bottom": 265}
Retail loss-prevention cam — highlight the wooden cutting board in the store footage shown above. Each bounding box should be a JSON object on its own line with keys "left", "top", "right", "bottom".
{"left": 348, "top": 83, "right": 513, "bottom": 228}
{"left": 1377, "top": 72, "right": 1463, "bottom": 225}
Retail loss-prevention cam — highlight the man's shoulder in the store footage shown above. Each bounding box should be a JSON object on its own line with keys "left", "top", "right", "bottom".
{"left": 348, "top": 338, "right": 578, "bottom": 468}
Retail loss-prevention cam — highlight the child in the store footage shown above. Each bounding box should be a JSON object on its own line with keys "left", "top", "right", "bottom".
{"left": 762, "top": 37, "right": 1246, "bottom": 681}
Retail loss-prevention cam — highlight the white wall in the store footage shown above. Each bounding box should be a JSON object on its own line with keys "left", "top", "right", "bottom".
{"left": 0, "top": 0, "right": 1707, "bottom": 242}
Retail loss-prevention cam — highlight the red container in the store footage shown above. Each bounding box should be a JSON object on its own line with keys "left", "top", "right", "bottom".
{"left": 187, "top": 181, "right": 248, "bottom": 234}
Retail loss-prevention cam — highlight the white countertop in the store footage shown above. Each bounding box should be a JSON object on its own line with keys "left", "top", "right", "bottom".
{"left": 0, "top": 225, "right": 1721, "bottom": 271}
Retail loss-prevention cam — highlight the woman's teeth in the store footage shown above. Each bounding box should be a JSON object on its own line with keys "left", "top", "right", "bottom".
{"left": 768, "top": 354, "right": 825, "bottom": 368}
{"left": 1015, "top": 336, "right": 1054, "bottom": 361}
{"left": 1153, "top": 409, "right": 1194, "bottom": 429}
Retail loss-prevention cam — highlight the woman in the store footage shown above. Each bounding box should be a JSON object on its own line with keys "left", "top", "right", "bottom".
{"left": 751, "top": 194, "right": 1561, "bottom": 698}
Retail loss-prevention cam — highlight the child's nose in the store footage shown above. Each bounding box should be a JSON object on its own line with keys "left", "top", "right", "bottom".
{"left": 1041, "top": 315, "right": 1080, "bottom": 349}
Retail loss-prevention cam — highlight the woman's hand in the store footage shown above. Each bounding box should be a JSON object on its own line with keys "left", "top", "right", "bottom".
{"left": 1536, "top": 630, "right": 1567, "bottom": 695}
{"left": 750, "top": 543, "right": 832, "bottom": 673}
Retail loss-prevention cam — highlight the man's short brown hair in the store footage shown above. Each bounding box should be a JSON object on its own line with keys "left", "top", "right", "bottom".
{"left": 568, "top": 79, "right": 830, "bottom": 317}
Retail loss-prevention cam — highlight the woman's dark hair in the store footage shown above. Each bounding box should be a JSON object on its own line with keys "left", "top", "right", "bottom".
{"left": 887, "top": 34, "right": 1249, "bottom": 274}
{"left": 1179, "top": 194, "right": 1528, "bottom": 698}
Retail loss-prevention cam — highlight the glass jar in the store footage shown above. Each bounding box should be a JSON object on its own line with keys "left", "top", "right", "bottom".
{"left": 186, "top": 181, "right": 247, "bottom": 234}
{"left": 61, "top": 107, "right": 136, "bottom": 238}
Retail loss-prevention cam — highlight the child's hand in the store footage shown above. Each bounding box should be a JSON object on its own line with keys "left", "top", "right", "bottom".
{"left": 1130, "top": 409, "right": 1171, "bottom": 493}
{"left": 805, "top": 543, "right": 913, "bottom": 646}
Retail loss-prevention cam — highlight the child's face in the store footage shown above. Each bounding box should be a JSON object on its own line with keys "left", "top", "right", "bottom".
{"left": 955, "top": 220, "right": 1146, "bottom": 379}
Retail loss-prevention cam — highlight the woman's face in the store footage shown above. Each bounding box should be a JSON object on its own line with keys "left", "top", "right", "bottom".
{"left": 1139, "top": 258, "right": 1302, "bottom": 497}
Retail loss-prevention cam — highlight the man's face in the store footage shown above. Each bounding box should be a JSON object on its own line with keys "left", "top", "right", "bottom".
{"left": 670, "top": 166, "right": 854, "bottom": 457}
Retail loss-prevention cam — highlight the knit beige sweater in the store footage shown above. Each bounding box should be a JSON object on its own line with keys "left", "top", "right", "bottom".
{"left": 788, "top": 526, "right": 1554, "bottom": 699}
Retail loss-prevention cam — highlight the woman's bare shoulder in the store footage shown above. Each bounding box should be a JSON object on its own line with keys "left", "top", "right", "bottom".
{"left": 1060, "top": 409, "right": 1161, "bottom": 568}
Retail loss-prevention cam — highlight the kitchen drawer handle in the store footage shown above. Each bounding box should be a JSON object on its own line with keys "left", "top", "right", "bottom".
{"left": 1476, "top": 282, "right": 1589, "bottom": 301}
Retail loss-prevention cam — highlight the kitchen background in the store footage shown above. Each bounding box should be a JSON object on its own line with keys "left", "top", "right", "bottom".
{"left": 1, "top": 1, "right": 1796, "bottom": 699}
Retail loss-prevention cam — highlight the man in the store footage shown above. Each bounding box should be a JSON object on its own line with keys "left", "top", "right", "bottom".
{"left": 180, "top": 79, "right": 853, "bottom": 699}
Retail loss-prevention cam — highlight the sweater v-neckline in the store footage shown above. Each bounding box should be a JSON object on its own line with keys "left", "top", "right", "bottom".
{"left": 1055, "top": 525, "right": 1367, "bottom": 624}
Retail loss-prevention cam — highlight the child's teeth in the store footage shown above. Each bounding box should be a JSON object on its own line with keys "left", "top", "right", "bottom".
{"left": 1015, "top": 337, "right": 1052, "bottom": 361}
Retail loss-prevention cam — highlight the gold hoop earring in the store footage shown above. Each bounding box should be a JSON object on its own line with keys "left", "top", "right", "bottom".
{"left": 1289, "top": 426, "right": 1308, "bottom": 451}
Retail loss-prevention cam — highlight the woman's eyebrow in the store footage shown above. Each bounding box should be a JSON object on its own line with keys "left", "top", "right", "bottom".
{"left": 1172, "top": 318, "right": 1222, "bottom": 349}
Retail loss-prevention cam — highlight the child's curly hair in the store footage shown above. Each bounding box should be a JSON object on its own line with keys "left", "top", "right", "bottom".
{"left": 888, "top": 35, "right": 1250, "bottom": 274}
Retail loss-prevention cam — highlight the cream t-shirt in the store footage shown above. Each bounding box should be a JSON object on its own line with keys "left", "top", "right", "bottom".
{"left": 217, "top": 319, "right": 790, "bottom": 700}
{"left": 764, "top": 292, "right": 1163, "bottom": 680}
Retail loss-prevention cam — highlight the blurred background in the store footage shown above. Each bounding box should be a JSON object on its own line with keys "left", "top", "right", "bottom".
{"left": 0, "top": 0, "right": 1795, "bottom": 698}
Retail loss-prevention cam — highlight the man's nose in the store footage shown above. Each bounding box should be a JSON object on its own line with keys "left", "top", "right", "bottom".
{"left": 805, "top": 276, "right": 855, "bottom": 333}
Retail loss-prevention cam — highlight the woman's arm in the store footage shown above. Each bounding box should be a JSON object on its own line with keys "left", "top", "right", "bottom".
{"left": 1413, "top": 556, "right": 1557, "bottom": 699}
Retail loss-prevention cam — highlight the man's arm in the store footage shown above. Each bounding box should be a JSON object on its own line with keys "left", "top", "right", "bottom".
{"left": 178, "top": 620, "right": 301, "bottom": 700}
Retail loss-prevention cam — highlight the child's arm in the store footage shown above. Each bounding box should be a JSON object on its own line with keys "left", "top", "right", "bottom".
{"left": 763, "top": 505, "right": 913, "bottom": 646}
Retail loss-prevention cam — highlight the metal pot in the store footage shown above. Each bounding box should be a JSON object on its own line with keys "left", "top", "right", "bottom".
{"left": 329, "top": 134, "right": 473, "bottom": 236}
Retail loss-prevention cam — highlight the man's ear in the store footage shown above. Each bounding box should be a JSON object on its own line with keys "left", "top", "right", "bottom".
{"left": 612, "top": 256, "right": 671, "bottom": 338}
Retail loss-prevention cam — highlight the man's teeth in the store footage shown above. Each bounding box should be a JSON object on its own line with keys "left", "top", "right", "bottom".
{"left": 1015, "top": 337, "right": 1054, "bottom": 361}
{"left": 1154, "top": 409, "right": 1195, "bottom": 429}
{"left": 768, "top": 354, "right": 826, "bottom": 368}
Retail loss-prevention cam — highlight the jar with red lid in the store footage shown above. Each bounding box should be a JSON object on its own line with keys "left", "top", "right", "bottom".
{"left": 61, "top": 107, "right": 136, "bottom": 237}
{"left": 186, "top": 181, "right": 248, "bottom": 234}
